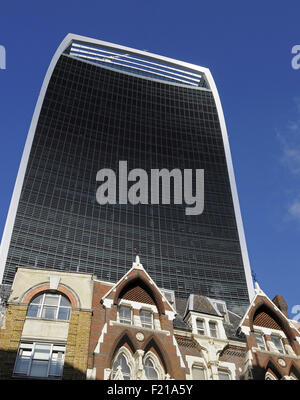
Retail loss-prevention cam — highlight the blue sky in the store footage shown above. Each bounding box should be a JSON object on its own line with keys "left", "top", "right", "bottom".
{"left": 0, "top": 1, "right": 300, "bottom": 316}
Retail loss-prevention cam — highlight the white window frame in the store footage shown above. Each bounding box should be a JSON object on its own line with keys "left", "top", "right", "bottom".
{"left": 254, "top": 331, "right": 267, "bottom": 350}
{"left": 13, "top": 342, "right": 65, "bottom": 378}
{"left": 140, "top": 309, "right": 153, "bottom": 329}
{"left": 270, "top": 335, "right": 285, "bottom": 354}
{"left": 218, "top": 369, "right": 231, "bottom": 380}
{"left": 26, "top": 293, "right": 71, "bottom": 321}
{"left": 196, "top": 319, "right": 206, "bottom": 335}
{"left": 111, "top": 346, "right": 134, "bottom": 380}
{"left": 192, "top": 364, "right": 206, "bottom": 380}
{"left": 118, "top": 305, "right": 132, "bottom": 325}
{"left": 208, "top": 321, "right": 218, "bottom": 338}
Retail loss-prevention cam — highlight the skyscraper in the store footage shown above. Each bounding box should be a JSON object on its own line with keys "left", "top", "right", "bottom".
{"left": 0, "top": 34, "right": 254, "bottom": 310}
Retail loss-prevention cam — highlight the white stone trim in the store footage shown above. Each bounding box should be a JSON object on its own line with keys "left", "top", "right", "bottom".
{"left": 172, "top": 335, "right": 185, "bottom": 368}
{"left": 185, "top": 355, "right": 208, "bottom": 380}
{"left": 217, "top": 361, "right": 236, "bottom": 380}
{"left": 94, "top": 322, "right": 107, "bottom": 354}
{"left": 102, "top": 298, "right": 113, "bottom": 309}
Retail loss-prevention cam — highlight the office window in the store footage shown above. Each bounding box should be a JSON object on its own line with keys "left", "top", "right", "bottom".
{"left": 218, "top": 370, "right": 230, "bottom": 380}
{"left": 209, "top": 321, "right": 218, "bottom": 338}
{"left": 118, "top": 305, "right": 132, "bottom": 325}
{"left": 254, "top": 332, "right": 266, "bottom": 350}
{"left": 26, "top": 293, "right": 71, "bottom": 321}
{"left": 192, "top": 365, "right": 206, "bottom": 380}
{"left": 196, "top": 319, "right": 205, "bottom": 335}
{"left": 140, "top": 310, "right": 153, "bottom": 329}
{"left": 14, "top": 342, "right": 65, "bottom": 378}
{"left": 271, "top": 335, "right": 285, "bottom": 354}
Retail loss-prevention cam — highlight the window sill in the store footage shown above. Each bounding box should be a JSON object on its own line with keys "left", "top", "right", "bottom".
{"left": 252, "top": 347, "right": 300, "bottom": 359}
{"left": 25, "top": 317, "right": 70, "bottom": 323}
{"left": 110, "top": 320, "right": 170, "bottom": 336}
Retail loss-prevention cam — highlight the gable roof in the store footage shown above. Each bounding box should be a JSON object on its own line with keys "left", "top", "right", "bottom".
{"left": 100, "top": 256, "right": 176, "bottom": 314}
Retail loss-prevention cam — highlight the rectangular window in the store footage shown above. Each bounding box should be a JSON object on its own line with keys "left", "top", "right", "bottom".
{"left": 209, "top": 321, "right": 218, "bottom": 338}
{"left": 218, "top": 370, "right": 230, "bottom": 380}
{"left": 196, "top": 319, "right": 205, "bottom": 335}
{"left": 254, "top": 332, "right": 266, "bottom": 350}
{"left": 118, "top": 305, "right": 132, "bottom": 325}
{"left": 140, "top": 310, "right": 153, "bottom": 329}
{"left": 192, "top": 365, "right": 205, "bottom": 380}
{"left": 14, "top": 342, "right": 65, "bottom": 378}
{"left": 271, "top": 335, "right": 285, "bottom": 354}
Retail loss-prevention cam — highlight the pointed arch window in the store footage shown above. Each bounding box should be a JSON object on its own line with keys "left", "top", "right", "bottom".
{"left": 143, "top": 351, "right": 165, "bottom": 380}
{"left": 112, "top": 353, "right": 132, "bottom": 380}
{"left": 144, "top": 358, "right": 159, "bottom": 380}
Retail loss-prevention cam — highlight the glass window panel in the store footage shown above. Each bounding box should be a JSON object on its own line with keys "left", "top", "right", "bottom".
{"left": 42, "top": 306, "right": 57, "bottom": 319}
{"left": 57, "top": 307, "right": 70, "bottom": 320}
{"left": 145, "top": 359, "right": 158, "bottom": 380}
{"left": 113, "top": 354, "right": 131, "bottom": 380}
{"left": 140, "top": 310, "right": 153, "bottom": 328}
{"left": 30, "top": 360, "right": 49, "bottom": 377}
{"left": 271, "top": 336, "right": 285, "bottom": 354}
{"left": 119, "top": 306, "right": 132, "bottom": 324}
{"left": 15, "top": 351, "right": 31, "bottom": 375}
{"left": 60, "top": 296, "right": 71, "bottom": 307}
{"left": 196, "top": 320, "right": 205, "bottom": 335}
{"left": 49, "top": 352, "right": 64, "bottom": 376}
{"left": 218, "top": 371, "right": 230, "bottom": 380}
{"left": 44, "top": 294, "right": 59, "bottom": 306}
{"left": 31, "top": 295, "right": 43, "bottom": 305}
{"left": 192, "top": 366, "right": 205, "bottom": 380}
{"left": 33, "top": 344, "right": 51, "bottom": 360}
{"left": 254, "top": 332, "right": 266, "bottom": 350}
{"left": 209, "top": 321, "right": 218, "bottom": 338}
{"left": 27, "top": 304, "right": 40, "bottom": 318}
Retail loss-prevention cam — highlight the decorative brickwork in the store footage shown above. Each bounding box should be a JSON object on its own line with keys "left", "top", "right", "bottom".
{"left": 253, "top": 311, "right": 281, "bottom": 330}
{"left": 122, "top": 284, "right": 155, "bottom": 305}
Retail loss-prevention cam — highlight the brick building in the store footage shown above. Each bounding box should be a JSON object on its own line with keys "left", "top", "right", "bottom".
{"left": 0, "top": 258, "right": 299, "bottom": 380}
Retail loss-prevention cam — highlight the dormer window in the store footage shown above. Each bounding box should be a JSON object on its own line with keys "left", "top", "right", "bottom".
{"left": 196, "top": 319, "right": 205, "bottom": 335}
{"left": 270, "top": 335, "right": 285, "bottom": 354}
{"left": 209, "top": 321, "right": 218, "bottom": 338}
{"left": 140, "top": 310, "right": 153, "bottom": 329}
{"left": 118, "top": 305, "right": 132, "bottom": 325}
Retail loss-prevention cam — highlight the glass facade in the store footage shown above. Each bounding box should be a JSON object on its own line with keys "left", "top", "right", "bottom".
{"left": 1, "top": 40, "right": 251, "bottom": 310}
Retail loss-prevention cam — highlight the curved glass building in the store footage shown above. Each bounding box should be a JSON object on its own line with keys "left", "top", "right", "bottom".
{"left": 0, "top": 34, "right": 254, "bottom": 310}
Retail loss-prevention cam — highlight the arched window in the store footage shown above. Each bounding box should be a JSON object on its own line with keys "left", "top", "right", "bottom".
{"left": 27, "top": 293, "right": 71, "bottom": 321}
{"left": 143, "top": 351, "right": 165, "bottom": 380}
{"left": 144, "top": 358, "right": 159, "bottom": 380}
{"left": 112, "top": 353, "right": 132, "bottom": 380}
